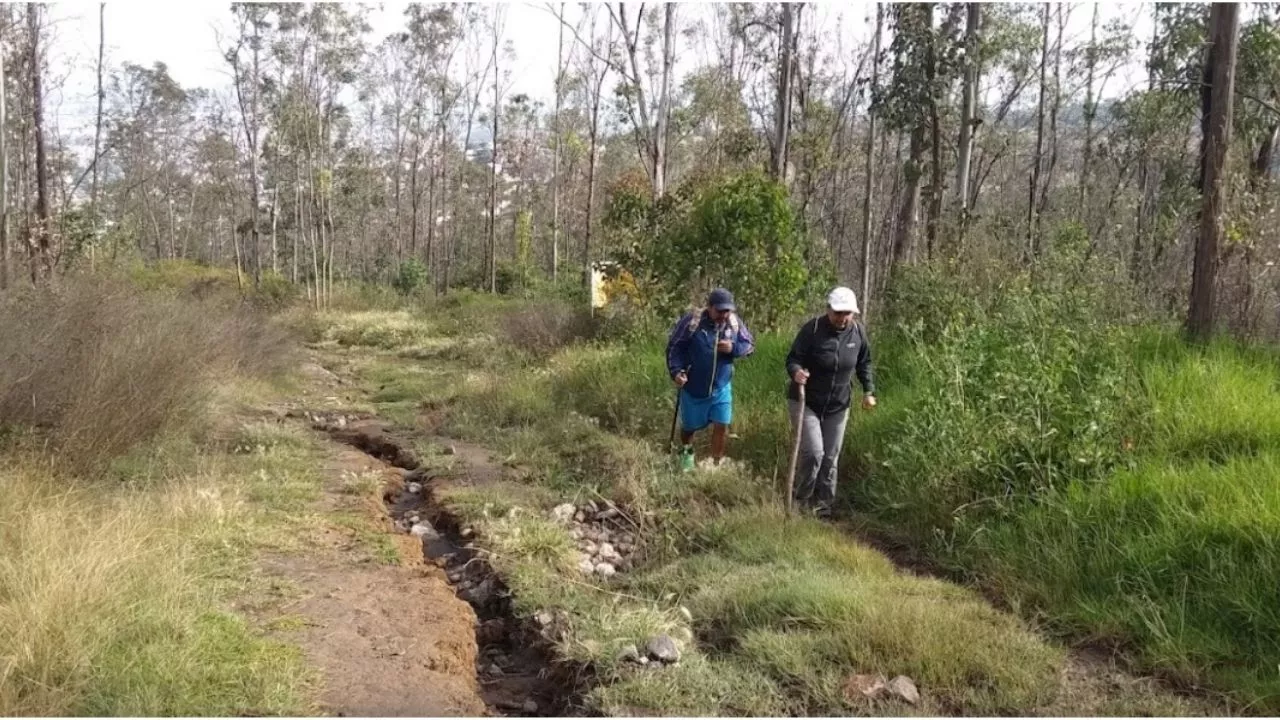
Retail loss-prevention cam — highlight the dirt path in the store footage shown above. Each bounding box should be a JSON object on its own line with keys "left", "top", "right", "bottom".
{"left": 253, "top": 350, "right": 1218, "bottom": 718}
{"left": 245, "top": 359, "right": 566, "bottom": 717}
{"left": 255, "top": 441, "right": 487, "bottom": 717}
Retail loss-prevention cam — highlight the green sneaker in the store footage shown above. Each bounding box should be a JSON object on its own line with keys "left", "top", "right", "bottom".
{"left": 679, "top": 446, "right": 696, "bottom": 473}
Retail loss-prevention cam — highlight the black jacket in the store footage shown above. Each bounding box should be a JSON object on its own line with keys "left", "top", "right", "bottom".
{"left": 785, "top": 315, "right": 875, "bottom": 415}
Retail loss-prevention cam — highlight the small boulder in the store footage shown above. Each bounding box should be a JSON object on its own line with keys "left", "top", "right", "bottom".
{"left": 616, "top": 644, "right": 641, "bottom": 664}
{"left": 534, "top": 610, "right": 555, "bottom": 627}
{"left": 551, "top": 503, "right": 577, "bottom": 524}
{"left": 581, "top": 541, "right": 598, "bottom": 556}
{"left": 574, "top": 510, "right": 586, "bottom": 523}
{"left": 460, "top": 576, "right": 496, "bottom": 606}
{"left": 577, "top": 557, "right": 595, "bottom": 575}
{"left": 596, "top": 507, "right": 620, "bottom": 521}
{"left": 595, "top": 562, "right": 617, "bottom": 578}
{"left": 410, "top": 522, "right": 438, "bottom": 539}
{"left": 444, "top": 444, "right": 458, "bottom": 456}
{"left": 843, "top": 674, "right": 888, "bottom": 702}
{"left": 522, "top": 700, "right": 538, "bottom": 714}
{"left": 645, "top": 634, "right": 680, "bottom": 664}
{"left": 568, "top": 528, "right": 584, "bottom": 540}
{"left": 406, "top": 482, "right": 423, "bottom": 494}
{"left": 887, "top": 675, "right": 920, "bottom": 705}
{"left": 477, "top": 618, "right": 506, "bottom": 645}
{"left": 598, "top": 542, "right": 618, "bottom": 560}
{"left": 485, "top": 663, "right": 503, "bottom": 677}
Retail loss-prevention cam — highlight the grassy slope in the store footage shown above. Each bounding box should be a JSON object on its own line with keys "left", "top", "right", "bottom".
{"left": 0, "top": 272, "right": 324, "bottom": 715}
{"left": 0, "top": 399, "right": 324, "bottom": 716}
{"left": 312, "top": 302, "right": 1207, "bottom": 716}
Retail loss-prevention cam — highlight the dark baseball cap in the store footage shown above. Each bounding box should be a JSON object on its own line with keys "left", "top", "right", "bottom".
{"left": 708, "top": 288, "right": 735, "bottom": 311}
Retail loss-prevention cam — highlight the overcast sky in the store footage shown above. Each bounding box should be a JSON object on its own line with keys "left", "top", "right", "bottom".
{"left": 43, "top": 2, "right": 1155, "bottom": 152}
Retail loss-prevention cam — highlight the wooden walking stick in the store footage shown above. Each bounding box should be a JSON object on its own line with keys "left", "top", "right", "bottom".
{"left": 784, "top": 383, "right": 805, "bottom": 516}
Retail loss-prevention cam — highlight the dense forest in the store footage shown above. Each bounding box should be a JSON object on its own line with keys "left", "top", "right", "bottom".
{"left": 0, "top": 2, "right": 1276, "bottom": 339}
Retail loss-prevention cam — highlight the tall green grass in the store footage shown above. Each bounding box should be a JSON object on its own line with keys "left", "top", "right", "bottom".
{"left": 482, "top": 290, "right": 1280, "bottom": 709}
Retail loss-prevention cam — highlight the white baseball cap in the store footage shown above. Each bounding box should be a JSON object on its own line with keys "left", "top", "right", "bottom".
{"left": 827, "top": 286, "right": 859, "bottom": 313}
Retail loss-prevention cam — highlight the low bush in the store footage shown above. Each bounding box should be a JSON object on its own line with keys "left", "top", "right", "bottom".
{"left": 0, "top": 276, "right": 292, "bottom": 472}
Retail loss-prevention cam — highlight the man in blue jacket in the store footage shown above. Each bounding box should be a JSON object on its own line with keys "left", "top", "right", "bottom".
{"left": 666, "top": 288, "right": 756, "bottom": 471}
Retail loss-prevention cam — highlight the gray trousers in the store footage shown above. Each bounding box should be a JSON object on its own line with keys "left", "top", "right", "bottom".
{"left": 788, "top": 401, "right": 850, "bottom": 509}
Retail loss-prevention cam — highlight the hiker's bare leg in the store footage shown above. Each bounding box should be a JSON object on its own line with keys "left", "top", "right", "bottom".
{"left": 680, "top": 430, "right": 695, "bottom": 446}
{"left": 710, "top": 423, "right": 728, "bottom": 462}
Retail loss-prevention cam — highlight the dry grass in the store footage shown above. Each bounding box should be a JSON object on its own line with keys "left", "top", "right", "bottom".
{"left": 0, "top": 275, "right": 292, "bottom": 472}
{"left": 0, "top": 456, "right": 311, "bottom": 716}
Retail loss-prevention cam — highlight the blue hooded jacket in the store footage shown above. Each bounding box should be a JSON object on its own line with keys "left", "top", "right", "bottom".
{"left": 665, "top": 310, "right": 756, "bottom": 399}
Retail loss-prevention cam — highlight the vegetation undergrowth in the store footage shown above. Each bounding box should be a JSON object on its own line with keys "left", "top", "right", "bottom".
{"left": 0, "top": 272, "right": 318, "bottom": 716}
{"left": 317, "top": 287, "right": 1215, "bottom": 716}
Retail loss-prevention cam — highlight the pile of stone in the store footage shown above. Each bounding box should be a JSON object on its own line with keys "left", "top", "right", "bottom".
{"left": 548, "top": 500, "right": 640, "bottom": 578}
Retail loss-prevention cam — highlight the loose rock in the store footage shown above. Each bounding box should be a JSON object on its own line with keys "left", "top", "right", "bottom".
{"left": 645, "top": 634, "right": 681, "bottom": 664}
{"left": 595, "top": 562, "right": 617, "bottom": 578}
{"left": 522, "top": 700, "right": 539, "bottom": 714}
{"left": 577, "top": 558, "right": 596, "bottom": 575}
{"left": 485, "top": 663, "right": 504, "bottom": 677}
{"left": 444, "top": 444, "right": 458, "bottom": 456}
{"left": 598, "top": 542, "right": 618, "bottom": 560}
{"left": 616, "top": 644, "right": 641, "bottom": 663}
{"left": 574, "top": 510, "right": 585, "bottom": 523}
{"left": 460, "top": 577, "right": 496, "bottom": 606}
{"left": 551, "top": 503, "right": 577, "bottom": 524}
{"left": 460, "top": 527, "right": 474, "bottom": 538}
{"left": 568, "top": 528, "right": 584, "bottom": 540}
{"left": 843, "top": 674, "right": 888, "bottom": 701}
{"left": 406, "top": 482, "right": 423, "bottom": 494}
{"left": 581, "top": 541, "right": 598, "bottom": 556}
{"left": 534, "top": 610, "right": 554, "bottom": 627}
{"left": 887, "top": 675, "right": 920, "bottom": 705}
{"left": 410, "top": 522, "right": 438, "bottom": 539}
{"left": 477, "top": 618, "right": 506, "bottom": 645}
{"left": 596, "top": 507, "right": 620, "bottom": 521}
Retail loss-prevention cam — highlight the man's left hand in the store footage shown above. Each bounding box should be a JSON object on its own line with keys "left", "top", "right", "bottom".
{"left": 716, "top": 339, "right": 732, "bottom": 354}
{"left": 861, "top": 395, "right": 877, "bottom": 410}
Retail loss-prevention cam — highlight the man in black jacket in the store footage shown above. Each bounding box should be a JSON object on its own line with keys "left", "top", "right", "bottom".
{"left": 784, "top": 286, "right": 876, "bottom": 517}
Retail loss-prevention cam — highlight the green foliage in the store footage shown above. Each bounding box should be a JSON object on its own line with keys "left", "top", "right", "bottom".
{"left": 392, "top": 258, "right": 428, "bottom": 296}
{"left": 609, "top": 170, "right": 820, "bottom": 331}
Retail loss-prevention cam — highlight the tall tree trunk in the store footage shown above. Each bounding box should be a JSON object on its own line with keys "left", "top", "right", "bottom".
{"left": 1133, "top": 14, "right": 1160, "bottom": 284}
{"left": 550, "top": 2, "right": 565, "bottom": 283}
{"left": 771, "top": 1, "right": 795, "bottom": 184}
{"left": 893, "top": 123, "right": 927, "bottom": 269}
{"left": 584, "top": 67, "right": 604, "bottom": 290}
{"left": 487, "top": 14, "right": 500, "bottom": 294}
{"left": 1079, "top": 3, "right": 1099, "bottom": 218}
{"left": 654, "top": 2, "right": 675, "bottom": 198}
{"left": 89, "top": 2, "right": 104, "bottom": 270}
{"left": 1037, "top": 5, "right": 1064, "bottom": 219}
{"left": 1187, "top": 2, "right": 1240, "bottom": 342}
{"left": 925, "top": 23, "right": 943, "bottom": 262}
{"left": 0, "top": 10, "right": 8, "bottom": 291}
{"left": 954, "top": 2, "right": 980, "bottom": 250}
{"left": 861, "top": 3, "right": 882, "bottom": 318}
{"left": 1026, "top": 3, "right": 1049, "bottom": 263}
{"left": 249, "top": 18, "right": 262, "bottom": 287}
{"left": 29, "top": 4, "right": 50, "bottom": 282}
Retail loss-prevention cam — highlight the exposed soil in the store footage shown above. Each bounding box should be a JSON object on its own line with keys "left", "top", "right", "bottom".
{"left": 246, "top": 359, "right": 576, "bottom": 717}
{"left": 323, "top": 417, "right": 579, "bottom": 717}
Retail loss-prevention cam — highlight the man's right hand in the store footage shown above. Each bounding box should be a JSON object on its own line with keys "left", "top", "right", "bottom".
{"left": 792, "top": 369, "right": 809, "bottom": 385}
{"left": 674, "top": 371, "right": 688, "bottom": 387}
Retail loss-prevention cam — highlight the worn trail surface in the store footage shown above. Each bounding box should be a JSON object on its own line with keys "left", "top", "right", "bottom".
{"left": 246, "top": 361, "right": 492, "bottom": 717}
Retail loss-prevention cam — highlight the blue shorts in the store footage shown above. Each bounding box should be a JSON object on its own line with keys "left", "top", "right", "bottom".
{"left": 680, "top": 384, "right": 732, "bottom": 432}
